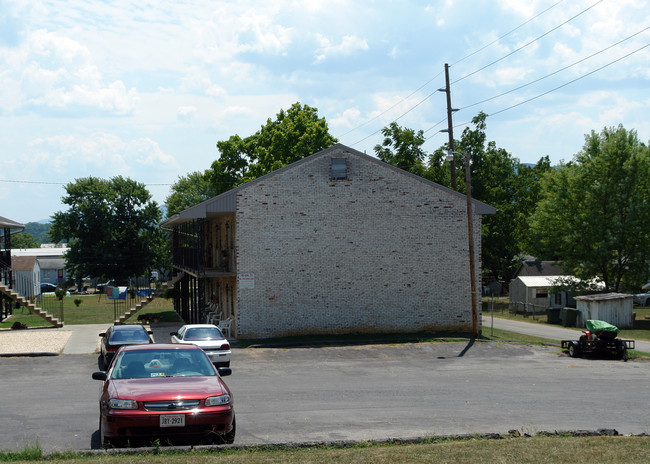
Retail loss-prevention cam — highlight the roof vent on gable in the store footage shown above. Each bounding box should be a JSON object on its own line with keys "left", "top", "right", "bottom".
{"left": 331, "top": 158, "right": 347, "bottom": 180}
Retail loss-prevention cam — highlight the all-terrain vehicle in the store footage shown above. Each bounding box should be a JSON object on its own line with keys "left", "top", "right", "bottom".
{"left": 561, "top": 319, "right": 635, "bottom": 360}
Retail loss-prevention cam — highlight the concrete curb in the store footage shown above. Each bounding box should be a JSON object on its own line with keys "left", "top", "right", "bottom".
{"left": 45, "top": 428, "right": 641, "bottom": 457}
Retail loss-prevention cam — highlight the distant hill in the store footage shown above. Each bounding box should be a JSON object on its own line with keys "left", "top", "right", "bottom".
{"left": 25, "top": 204, "right": 167, "bottom": 244}
{"left": 24, "top": 222, "right": 53, "bottom": 244}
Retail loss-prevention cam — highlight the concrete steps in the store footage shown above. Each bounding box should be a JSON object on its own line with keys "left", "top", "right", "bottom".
{"left": 115, "top": 272, "right": 185, "bottom": 325}
{"left": 0, "top": 284, "right": 64, "bottom": 327}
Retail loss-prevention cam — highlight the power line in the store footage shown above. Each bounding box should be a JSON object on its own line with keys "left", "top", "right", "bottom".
{"left": 341, "top": 0, "right": 568, "bottom": 144}
{"left": 348, "top": 88, "right": 441, "bottom": 147}
{"left": 451, "top": 0, "right": 566, "bottom": 68}
{"left": 336, "top": 72, "right": 444, "bottom": 140}
{"left": 486, "top": 43, "right": 650, "bottom": 118}
{"left": 0, "top": 178, "right": 174, "bottom": 187}
{"left": 453, "top": 0, "right": 605, "bottom": 85}
{"left": 425, "top": 41, "right": 649, "bottom": 142}
{"left": 458, "top": 26, "right": 650, "bottom": 112}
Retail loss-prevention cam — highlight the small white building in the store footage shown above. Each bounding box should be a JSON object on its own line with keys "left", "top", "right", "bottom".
{"left": 11, "top": 256, "right": 40, "bottom": 298}
{"left": 509, "top": 275, "right": 572, "bottom": 314}
{"left": 574, "top": 293, "right": 634, "bottom": 329}
{"left": 12, "top": 246, "right": 69, "bottom": 287}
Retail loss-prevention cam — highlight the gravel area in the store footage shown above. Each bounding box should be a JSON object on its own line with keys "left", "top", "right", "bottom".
{"left": 0, "top": 328, "right": 72, "bottom": 355}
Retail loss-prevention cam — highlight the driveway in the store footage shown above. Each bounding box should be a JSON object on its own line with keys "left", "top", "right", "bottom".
{"left": 0, "top": 339, "right": 648, "bottom": 453}
{"left": 483, "top": 316, "right": 650, "bottom": 353}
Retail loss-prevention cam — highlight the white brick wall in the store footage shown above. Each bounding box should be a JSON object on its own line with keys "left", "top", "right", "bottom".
{"left": 233, "top": 147, "right": 484, "bottom": 338}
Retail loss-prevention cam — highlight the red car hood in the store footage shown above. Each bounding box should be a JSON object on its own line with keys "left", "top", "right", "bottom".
{"left": 109, "top": 376, "right": 229, "bottom": 401}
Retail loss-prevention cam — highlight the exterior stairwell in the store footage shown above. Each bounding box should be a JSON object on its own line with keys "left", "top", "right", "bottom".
{"left": 0, "top": 283, "right": 64, "bottom": 328}
{"left": 116, "top": 272, "right": 185, "bottom": 325}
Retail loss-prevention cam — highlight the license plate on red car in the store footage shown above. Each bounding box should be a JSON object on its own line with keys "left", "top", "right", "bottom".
{"left": 160, "top": 414, "right": 185, "bottom": 427}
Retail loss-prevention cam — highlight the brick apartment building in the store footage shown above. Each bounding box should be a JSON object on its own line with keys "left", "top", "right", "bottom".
{"left": 161, "top": 143, "right": 495, "bottom": 338}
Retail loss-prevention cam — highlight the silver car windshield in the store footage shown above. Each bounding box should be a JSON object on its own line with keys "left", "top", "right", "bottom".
{"left": 184, "top": 328, "right": 224, "bottom": 341}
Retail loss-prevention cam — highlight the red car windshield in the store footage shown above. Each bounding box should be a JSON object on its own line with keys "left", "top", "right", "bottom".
{"left": 111, "top": 349, "right": 217, "bottom": 379}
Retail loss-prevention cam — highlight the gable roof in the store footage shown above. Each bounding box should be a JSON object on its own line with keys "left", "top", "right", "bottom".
{"left": 38, "top": 257, "right": 66, "bottom": 270}
{"left": 0, "top": 216, "right": 25, "bottom": 230}
{"left": 512, "top": 260, "right": 564, "bottom": 279}
{"left": 162, "top": 143, "right": 497, "bottom": 227}
{"left": 11, "top": 256, "right": 38, "bottom": 271}
{"left": 515, "top": 275, "right": 570, "bottom": 287}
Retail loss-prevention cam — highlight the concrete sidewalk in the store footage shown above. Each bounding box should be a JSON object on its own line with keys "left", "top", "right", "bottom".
{"left": 483, "top": 316, "right": 650, "bottom": 353}
{"left": 0, "top": 322, "right": 184, "bottom": 357}
{"left": 62, "top": 323, "right": 109, "bottom": 355}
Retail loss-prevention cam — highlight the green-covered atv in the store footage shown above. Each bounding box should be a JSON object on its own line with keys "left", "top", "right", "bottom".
{"left": 561, "top": 320, "right": 635, "bottom": 360}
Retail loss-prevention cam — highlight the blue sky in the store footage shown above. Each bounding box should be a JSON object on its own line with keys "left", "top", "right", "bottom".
{"left": 1, "top": 0, "right": 648, "bottom": 224}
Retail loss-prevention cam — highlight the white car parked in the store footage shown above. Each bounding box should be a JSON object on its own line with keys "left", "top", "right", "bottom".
{"left": 633, "top": 291, "right": 650, "bottom": 306}
{"left": 170, "top": 324, "right": 231, "bottom": 367}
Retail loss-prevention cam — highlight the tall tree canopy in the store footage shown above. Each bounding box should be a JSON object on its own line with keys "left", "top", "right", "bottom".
{"left": 165, "top": 171, "right": 218, "bottom": 217}
{"left": 165, "top": 102, "right": 338, "bottom": 216}
{"left": 373, "top": 122, "right": 426, "bottom": 176}
{"left": 50, "top": 176, "right": 166, "bottom": 285}
{"left": 207, "top": 102, "right": 337, "bottom": 190}
{"left": 11, "top": 232, "right": 39, "bottom": 249}
{"left": 378, "top": 113, "right": 552, "bottom": 282}
{"left": 527, "top": 125, "right": 650, "bottom": 291}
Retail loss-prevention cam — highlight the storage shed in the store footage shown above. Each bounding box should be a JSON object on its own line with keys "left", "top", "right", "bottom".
{"left": 509, "top": 275, "right": 572, "bottom": 314}
{"left": 11, "top": 256, "right": 40, "bottom": 298}
{"left": 574, "top": 293, "right": 634, "bottom": 329}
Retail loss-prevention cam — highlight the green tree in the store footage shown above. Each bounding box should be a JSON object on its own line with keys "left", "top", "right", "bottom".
{"left": 165, "top": 171, "right": 218, "bottom": 218}
{"left": 205, "top": 102, "right": 337, "bottom": 192}
{"left": 373, "top": 122, "right": 426, "bottom": 175}
{"left": 512, "top": 156, "right": 552, "bottom": 249}
{"left": 454, "top": 114, "right": 522, "bottom": 280}
{"left": 207, "top": 134, "right": 253, "bottom": 195}
{"left": 50, "top": 176, "right": 164, "bottom": 285}
{"left": 527, "top": 125, "right": 650, "bottom": 291}
{"left": 422, "top": 112, "right": 552, "bottom": 281}
{"left": 10, "top": 232, "right": 39, "bottom": 249}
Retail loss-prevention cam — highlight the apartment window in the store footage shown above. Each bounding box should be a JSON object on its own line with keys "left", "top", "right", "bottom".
{"left": 331, "top": 158, "right": 347, "bottom": 180}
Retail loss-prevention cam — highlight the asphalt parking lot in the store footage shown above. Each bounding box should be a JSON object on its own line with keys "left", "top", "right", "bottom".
{"left": 0, "top": 339, "right": 648, "bottom": 453}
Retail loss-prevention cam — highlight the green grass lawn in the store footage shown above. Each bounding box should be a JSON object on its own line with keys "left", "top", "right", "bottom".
{"left": 483, "top": 297, "right": 650, "bottom": 342}
{"left": 0, "top": 293, "right": 180, "bottom": 328}
{"left": 1, "top": 435, "right": 648, "bottom": 463}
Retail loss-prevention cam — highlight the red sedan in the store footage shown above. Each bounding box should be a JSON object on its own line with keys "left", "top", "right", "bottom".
{"left": 92, "top": 343, "right": 235, "bottom": 447}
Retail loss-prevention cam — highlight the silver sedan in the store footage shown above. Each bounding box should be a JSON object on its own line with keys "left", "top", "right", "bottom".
{"left": 170, "top": 324, "right": 231, "bottom": 367}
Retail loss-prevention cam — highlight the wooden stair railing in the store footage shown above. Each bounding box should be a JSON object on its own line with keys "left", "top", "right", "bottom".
{"left": 0, "top": 284, "right": 64, "bottom": 328}
{"left": 115, "top": 272, "right": 185, "bottom": 325}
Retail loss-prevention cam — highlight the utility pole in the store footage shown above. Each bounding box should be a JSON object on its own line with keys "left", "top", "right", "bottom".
{"left": 439, "top": 63, "right": 478, "bottom": 338}
{"left": 439, "top": 63, "right": 457, "bottom": 190}
{"left": 465, "top": 152, "right": 479, "bottom": 339}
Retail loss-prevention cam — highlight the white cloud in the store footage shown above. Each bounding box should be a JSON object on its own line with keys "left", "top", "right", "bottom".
{"left": 1, "top": 0, "right": 648, "bottom": 222}
{"left": 0, "top": 28, "right": 137, "bottom": 114}
{"left": 177, "top": 106, "right": 197, "bottom": 121}
{"left": 27, "top": 132, "right": 176, "bottom": 175}
{"left": 314, "top": 34, "right": 369, "bottom": 62}
{"left": 330, "top": 107, "right": 362, "bottom": 129}
{"left": 493, "top": 66, "right": 535, "bottom": 85}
